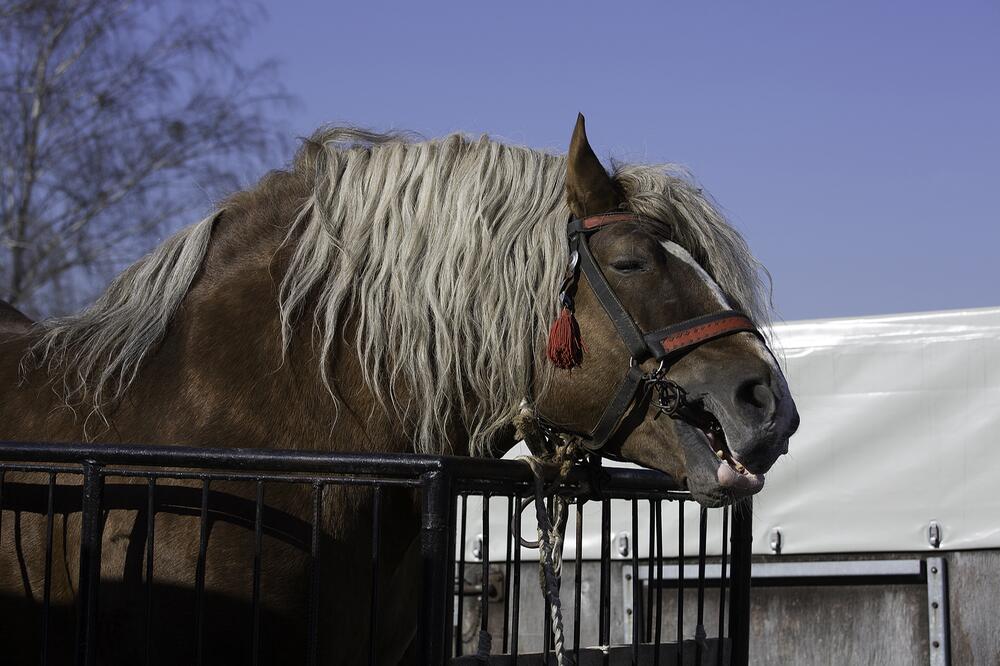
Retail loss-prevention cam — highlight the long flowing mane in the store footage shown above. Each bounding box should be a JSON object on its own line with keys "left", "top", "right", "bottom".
{"left": 28, "top": 127, "right": 771, "bottom": 455}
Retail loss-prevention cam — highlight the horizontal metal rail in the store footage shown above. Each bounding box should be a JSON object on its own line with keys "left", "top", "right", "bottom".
{"left": 632, "top": 558, "right": 925, "bottom": 586}
{"left": 0, "top": 441, "right": 686, "bottom": 498}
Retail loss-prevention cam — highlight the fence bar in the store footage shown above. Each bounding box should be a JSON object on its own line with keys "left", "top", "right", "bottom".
{"left": 251, "top": 482, "right": 264, "bottom": 666}
{"left": 367, "top": 487, "right": 383, "bottom": 666}
{"left": 144, "top": 478, "right": 156, "bottom": 666}
{"left": 646, "top": 499, "right": 655, "bottom": 642}
{"left": 419, "top": 470, "right": 453, "bottom": 666}
{"left": 480, "top": 494, "right": 491, "bottom": 653}
{"left": 600, "top": 498, "right": 611, "bottom": 666}
{"left": 631, "top": 499, "right": 641, "bottom": 665}
{"left": 695, "top": 507, "right": 708, "bottom": 666}
{"left": 676, "top": 500, "right": 685, "bottom": 666}
{"left": 194, "top": 480, "right": 210, "bottom": 666}
{"left": 445, "top": 492, "right": 459, "bottom": 662}
{"left": 716, "top": 506, "right": 729, "bottom": 666}
{"left": 75, "top": 461, "right": 104, "bottom": 666}
{"left": 653, "top": 500, "right": 663, "bottom": 666}
{"left": 511, "top": 493, "right": 522, "bottom": 663}
{"left": 573, "top": 499, "right": 584, "bottom": 660}
{"left": 0, "top": 470, "right": 5, "bottom": 554}
{"left": 455, "top": 494, "right": 467, "bottom": 657}
{"left": 306, "top": 483, "right": 323, "bottom": 666}
{"left": 41, "top": 472, "right": 55, "bottom": 666}
{"left": 0, "top": 441, "right": 692, "bottom": 491}
{"left": 728, "top": 502, "right": 752, "bottom": 666}
{"left": 502, "top": 496, "right": 513, "bottom": 653}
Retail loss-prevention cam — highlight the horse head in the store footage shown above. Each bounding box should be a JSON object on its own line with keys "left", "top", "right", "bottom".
{"left": 536, "top": 116, "right": 799, "bottom": 506}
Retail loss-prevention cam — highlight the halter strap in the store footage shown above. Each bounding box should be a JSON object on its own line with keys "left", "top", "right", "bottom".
{"left": 573, "top": 233, "right": 651, "bottom": 359}
{"left": 646, "top": 310, "right": 759, "bottom": 358}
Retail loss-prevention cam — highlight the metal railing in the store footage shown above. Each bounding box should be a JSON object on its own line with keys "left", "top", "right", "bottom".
{"left": 0, "top": 441, "right": 751, "bottom": 665}
{"left": 450, "top": 466, "right": 751, "bottom": 665}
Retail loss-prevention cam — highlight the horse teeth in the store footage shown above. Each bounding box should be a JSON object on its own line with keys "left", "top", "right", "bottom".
{"left": 734, "top": 462, "right": 745, "bottom": 473}
{"left": 715, "top": 450, "right": 725, "bottom": 460}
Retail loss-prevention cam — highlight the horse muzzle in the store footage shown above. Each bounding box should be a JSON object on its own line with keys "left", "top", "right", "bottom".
{"left": 676, "top": 370, "right": 799, "bottom": 506}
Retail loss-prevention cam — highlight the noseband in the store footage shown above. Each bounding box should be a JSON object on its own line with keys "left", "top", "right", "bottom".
{"left": 539, "top": 212, "right": 763, "bottom": 455}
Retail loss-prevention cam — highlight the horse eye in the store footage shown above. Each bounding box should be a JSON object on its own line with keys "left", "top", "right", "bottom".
{"left": 610, "top": 259, "right": 647, "bottom": 273}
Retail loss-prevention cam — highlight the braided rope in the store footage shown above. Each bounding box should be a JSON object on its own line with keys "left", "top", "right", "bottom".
{"left": 525, "top": 458, "right": 569, "bottom": 665}
{"left": 514, "top": 403, "right": 582, "bottom": 666}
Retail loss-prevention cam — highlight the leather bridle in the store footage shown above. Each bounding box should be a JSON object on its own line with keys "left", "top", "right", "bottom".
{"left": 537, "top": 212, "right": 763, "bottom": 455}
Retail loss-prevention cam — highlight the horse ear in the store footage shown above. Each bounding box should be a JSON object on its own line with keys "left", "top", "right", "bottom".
{"left": 566, "top": 113, "right": 623, "bottom": 218}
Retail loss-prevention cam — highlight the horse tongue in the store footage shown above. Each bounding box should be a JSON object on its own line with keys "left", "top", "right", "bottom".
{"left": 717, "top": 461, "right": 765, "bottom": 493}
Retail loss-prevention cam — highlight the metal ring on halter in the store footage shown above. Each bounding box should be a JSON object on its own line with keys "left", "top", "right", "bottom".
{"left": 566, "top": 249, "right": 579, "bottom": 273}
{"left": 628, "top": 357, "right": 669, "bottom": 380}
{"left": 653, "top": 379, "right": 687, "bottom": 416}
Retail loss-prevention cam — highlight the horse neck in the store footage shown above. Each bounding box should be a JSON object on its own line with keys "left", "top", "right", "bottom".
{"left": 113, "top": 173, "right": 419, "bottom": 455}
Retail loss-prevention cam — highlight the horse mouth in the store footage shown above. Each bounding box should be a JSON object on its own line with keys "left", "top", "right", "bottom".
{"left": 690, "top": 411, "right": 765, "bottom": 496}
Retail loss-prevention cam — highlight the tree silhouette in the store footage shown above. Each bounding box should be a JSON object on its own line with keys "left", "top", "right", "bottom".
{"left": 0, "top": 0, "right": 290, "bottom": 316}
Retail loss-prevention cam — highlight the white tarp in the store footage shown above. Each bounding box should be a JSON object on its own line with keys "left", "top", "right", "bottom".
{"left": 468, "top": 306, "right": 1000, "bottom": 559}
{"left": 752, "top": 305, "right": 1000, "bottom": 555}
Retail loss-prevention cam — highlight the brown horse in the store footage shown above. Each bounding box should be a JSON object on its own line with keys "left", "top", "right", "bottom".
{"left": 0, "top": 116, "right": 798, "bottom": 664}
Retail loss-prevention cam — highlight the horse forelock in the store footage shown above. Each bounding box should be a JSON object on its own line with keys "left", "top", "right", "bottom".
{"left": 27, "top": 126, "right": 772, "bottom": 455}
{"left": 611, "top": 162, "right": 773, "bottom": 332}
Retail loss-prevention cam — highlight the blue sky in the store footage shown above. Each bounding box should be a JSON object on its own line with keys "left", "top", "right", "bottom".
{"left": 238, "top": 1, "right": 999, "bottom": 322}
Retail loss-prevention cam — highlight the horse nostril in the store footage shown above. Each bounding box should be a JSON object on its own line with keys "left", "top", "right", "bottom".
{"left": 736, "top": 379, "right": 775, "bottom": 416}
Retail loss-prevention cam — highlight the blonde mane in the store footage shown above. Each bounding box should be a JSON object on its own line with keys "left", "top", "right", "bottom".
{"left": 30, "top": 127, "right": 772, "bottom": 454}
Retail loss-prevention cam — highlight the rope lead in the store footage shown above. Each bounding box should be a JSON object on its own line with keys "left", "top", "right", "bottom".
{"left": 513, "top": 403, "right": 583, "bottom": 666}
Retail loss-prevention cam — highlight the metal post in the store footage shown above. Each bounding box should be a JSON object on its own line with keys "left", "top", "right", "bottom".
{"left": 502, "top": 495, "right": 513, "bottom": 653}
{"left": 695, "top": 507, "right": 708, "bottom": 666}
{"left": 75, "top": 460, "right": 105, "bottom": 666}
{"left": 42, "top": 473, "right": 56, "bottom": 666}
{"left": 727, "top": 501, "right": 752, "bottom": 666}
{"left": 716, "top": 507, "right": 729, "bottom": 666}
{"left": 369, "top": 487, "right": 383, "bottom": 666}
{"left": 455, "top": 494, "right": 467, "bottom": 657}
{"left": 600, "top": 498, "right": 612, "bottom": 664}
{"left": 631, "top": 499, "right": 641, "bottom": 664}
{"left": 677, "top": 500, "right": 685, "bottom": 666}
{"left": 306, "top": 483, "right": 323, "bottom": 666}
{"left": 926, "top": 557, "right": 950, "bottom": 666}
{"left": 480, "top": 494, "right": 491, "bottom": 653}
{"left": 419, "top": 470, "right": 453, "bottom": 666}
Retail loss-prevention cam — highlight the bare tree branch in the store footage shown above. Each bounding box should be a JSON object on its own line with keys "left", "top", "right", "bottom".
{"left": 0, "top": 0, "right": 291, "bottom": 316}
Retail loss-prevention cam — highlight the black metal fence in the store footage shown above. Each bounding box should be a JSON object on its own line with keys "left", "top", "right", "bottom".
{"left": 0, "top": 441, "right": 750, "bottom": 665}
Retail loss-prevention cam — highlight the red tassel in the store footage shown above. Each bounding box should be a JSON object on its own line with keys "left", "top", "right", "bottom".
{"left": 547, "top": 306, "right": 585, "bottom": 369}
